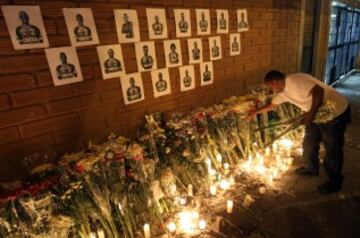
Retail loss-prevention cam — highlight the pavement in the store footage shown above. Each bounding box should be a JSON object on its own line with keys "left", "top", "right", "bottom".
{"left": 222, "top": 73, "right": 360, "bottom": 238}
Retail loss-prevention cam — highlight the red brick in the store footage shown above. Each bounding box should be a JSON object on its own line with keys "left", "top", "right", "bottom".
{"left": 0, "top": 74, "right": 36, "bottom": 92}
{"left": 0, "top": 94, "right": 10, "bottom": 111}
{"left": 0, "top": 127, "right": 20, "bottom": 145}
{"left": 0, "top": 54, "right": 48, "bottom": 74}
{"left": 12, "top": 86, "right": 73, "bottom": 107}
{"left": 0, "top": 105, "right": 47, "bottom": 128}
{"left": 47, "top": 94, "right": 99, "bottom": 115}
{"left": 20, "top": 113, "right": 79, "bottom": 138}
{"left": 74, "top": 78, "right": 120, "bottom": 95}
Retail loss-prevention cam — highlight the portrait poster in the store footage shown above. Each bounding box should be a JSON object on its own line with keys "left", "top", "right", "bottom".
{"left": 45, "top": 46, "right": 83, "bottom": 86}
{"left": 209, "top": 36, "right": 222, "bottom": 61}
{"left": 216, "top": 9, "right": 229, "bottom": 34}
{"left": 63, "top": 8, "right": 99, "bottom": 47}
{"left": 1, "top": 5, "right": 49, "bottom": 50}
{"left": 200, "top": 61, "right": 214, "bottom": 86}
{"left": 146, "top": 8, "right": 168, "bottom": 40}
{"left": 114, "top": 9, "right": 140, "bottom": 43}
{"left": 195, "top": 9, "right": 210, "bottom": 35}
{"left": 164, "top": 39, "right": 183, "bottom": 68}
{"left": 120, "top": 73, "right": 145, "bottom": 105}
{"left": 237, "top": 9, "right": 249, "bottom": 32}
{"left": 151, "top": 68, "right": 171, "bottom": 98}
{"left": 135, "top": 41, "right": 158, "bottom": 72}
{"left": 229, "top": 33, "right": 241, "bottom": 56}
{"left": 97, "top": 44, "right": 126, "bottom": 79}
{"left": 174, "top": 9, "right": 191, "bottom": 38}
{"left": 187, "top": 38, "right": 203, "bottom": 64}
{"left": 179, "top": 65, "right": 195, "bottom": 92}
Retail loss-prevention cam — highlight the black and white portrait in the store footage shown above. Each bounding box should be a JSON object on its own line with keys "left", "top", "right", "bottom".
{"left": 2, "top": 5, "right": 49, "bottom": 50}
{"left": 229, "top": 33, "right": 241, "bottom": 56}
{"left": 120, "top": 73, "right": 145, "bottom": 105}
{"left": 164, "top": 40, "right": 183, "bottom": 68}
{"left": 196, "top": 9, "right": 210, "bottom": 35}
{"left": 45, "top": 46, "right": 83, "bottom": 86}
{"left": 174, "top": 9, "right": 191, "bottom": 38}
{"left": 151, "top": 69, "right": 171, "bottom": 98}
{"left": 97, "top": 44, "right": 125, "bottom": 79}
{"left": 135, "top": 41, "right": 157, "bottom": 72}
{"left": 147, "top": 8, "right": 168, "bottom": 39}
{"left": 216, "top": 10, "right": 229, "bottom": 34}
{"left": 179, "top": 65, "right": 195, "bottom": 92}
{"left": 187, "top": 38, "right": 203, "bottom": 64}
{"left": 63, "top": 8, "right": 99, "bottom": 47}
{"left": 114, "top": 9, "right": 140, "bottom": 43}
{"left": 209, "top": 36, "right": 222, "bottom": 61}
{"left": 237, "top": 9, "right": 249, "bottom": 32}
{"left": 200, "top": 61, "right": 214, "bottom": 86}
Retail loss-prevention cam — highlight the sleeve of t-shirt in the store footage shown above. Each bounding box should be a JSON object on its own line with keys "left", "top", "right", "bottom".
{"left": 288, "top": 74, "right": 317, "bottom": 96}
{"left": 272, "top": 94, "right": 287, "bottom": 105}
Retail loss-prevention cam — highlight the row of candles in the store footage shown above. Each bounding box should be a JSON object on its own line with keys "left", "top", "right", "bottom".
{"left": 141, "top": 137, "right": 298, "bottom": 238}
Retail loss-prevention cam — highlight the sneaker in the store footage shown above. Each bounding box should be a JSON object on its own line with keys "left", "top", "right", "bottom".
{"left": 295, "top": 166, "right": 319, "bottom": 176}
{"left": 317, "top": 180, "right": 342, "bottom": 194}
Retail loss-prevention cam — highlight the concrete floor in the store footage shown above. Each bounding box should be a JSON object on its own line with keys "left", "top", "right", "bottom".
{"left": 225, "top": 73, "right": 360, "bottom": 238}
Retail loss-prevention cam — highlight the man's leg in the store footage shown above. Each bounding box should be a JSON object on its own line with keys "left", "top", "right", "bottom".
{"left": 318, "top": 118, "right": 348, "bottom": 193}
{"left": 296, "top": 123, "right": 321, "bottom": 175}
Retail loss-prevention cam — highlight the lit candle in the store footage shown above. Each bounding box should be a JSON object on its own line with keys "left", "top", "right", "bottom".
{"left": 167, "top": 221, "right": 176, "bottom": 233}
{"left": 259, "top": 186, "right": 266, "bottom": 194}
{"left": 220, "top": 179, "right": 230, "bottom": 190}
{"left": 179, "top": 197, "right": 186, "bottom": 206}
{"left": 229, "top": 176, "right": 235, "bottom": 185}
{"left": 98, "top": 230, "right": 105, "bottom": 238}
{"left": 206, "top": 158, "right": 212, "bottom": 171}
{"left": 272, "top": 142, "right": 278, "bottom": 153}
{"left": 216, "top": 153, "right": 222, "bottom": 163}
{"left": 210, "top": 185, "right": 217, "bottom": 196}
{"left": 248, "top": 155, "right": 253, "bottom": 163}
{"left": 223, "top": 163, "right": 229, "bottom": 170}
{"left": 188, "top": 184, "right": 193, "bottom": 197}
{"left": 287, "top": 157, "right": 293, "bottom": 166}
{"left": 199, "top": 219, "right": 207, "bottom": 230}
{"left": 265, "top": 147, "right": 271, "bottom": 157}
{"left": 144, "top": 223, "right": 150, "bottom": 238}
{"left": 227, "top": 200, "right": 233, "bottom": 213}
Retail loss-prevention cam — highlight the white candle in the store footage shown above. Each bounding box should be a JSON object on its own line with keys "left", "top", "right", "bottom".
{"left": 265, "top": 147, "right": 271, "bottom": 157}
{"left": 179, "top": 197, "right": 186, "bottom": 206}
{"left": 210, "top": 185, "right": 217, "bottom": 196}
{"left": 188, "top": 184, "right": 193, "bottom": 196}
{"left": 220, "top": 179, "right": 230, "bottom": 190}
{"left": 167, "top": 221, "right": 176, "bottom": 233}
{"left": 259, "top": 186, "right": 266, "bottom": 194}
{"left": 272, "top": 143, "right": 278, "bottom": 153}
{"left": 199, "top": 219, "right": 207, "bottom": 230}
{"left": 144, "top": 223, "right": 150, "bottom": 238}
{"left": 227, "top": 200, "right": 233, "bottom": 213}
{"left": 216, "top": 153, "right": 222, "bottom": 163}
{"left": 223, "top": 163, "right": 229, "bottom": 170}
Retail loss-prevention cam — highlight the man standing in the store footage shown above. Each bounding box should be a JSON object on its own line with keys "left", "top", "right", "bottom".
{"left": 247, "top": 70, "right": 350, "bottom": 194}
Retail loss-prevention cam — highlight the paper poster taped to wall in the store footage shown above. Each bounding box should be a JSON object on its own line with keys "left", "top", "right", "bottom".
{"left": 229, "top": 33, "right": 241, "bottom": 56}
{"left": 187, "top": 38, "right": 203, "bottom": 64}
{"left": 146, "top": 8, "right": 168, "bottom": 39}
{"left": 200, "top": 61, "right": 214, "bottom": 86}
{"left": 164, "top": 39, "right": 183, "bottom": 68}
{"left": 237, "top": 9, "right": 249, "bottom": 32}
{"left": 179, "top": 65, "right": 195, "bottom": 92}
{"left": 135, "top": 41, "right": 158, "bottom": 72}
{"left": 216, "top": 9, "right": 229, "bottom": 34}
{"left": 174, "top": 9, "right": 192, "bottom": 38}
{"left": 1, "top": 5, "right": 49, "bottom": 50}
{"left": 195, "top": 9, "right": 210, "bottom": 35}
{"left": 97, "top": 44, "right": 125, "bottom": 79}
{"left": 120, "top": 73, "right": 145, "bottom": 105}
{"left": 209, "top": 36, "right": 222, "bottom": 61}
{"left": 63, "top": 8, "right": 99, "bottom": 47}
{"left": 45, "top": 46, "right": 83, "bottom": 86}
{"left": 151, "top": 68, "right": 171, "bottom": 98}
{"left": 114, "top": 9, "right": 141, "bottom": 43}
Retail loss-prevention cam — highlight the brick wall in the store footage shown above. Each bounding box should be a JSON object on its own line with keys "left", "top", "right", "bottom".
{"left": 0, "top": 0, "right": 301, "bottom": 181}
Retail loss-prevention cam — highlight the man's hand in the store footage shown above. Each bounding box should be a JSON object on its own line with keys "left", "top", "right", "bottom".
{"left": 246, "top": 108, "right": 258, "bottom": 121}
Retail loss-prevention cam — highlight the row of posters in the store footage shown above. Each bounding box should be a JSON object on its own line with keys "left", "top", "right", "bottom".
{"left": 1, "top": 5, "right": 249, "bottom": 50}
{"left": 44, "top": 44, "right": 213, "bottom": 104}
{"left": 47, "top": 34, "right": 240, "bottom": 85}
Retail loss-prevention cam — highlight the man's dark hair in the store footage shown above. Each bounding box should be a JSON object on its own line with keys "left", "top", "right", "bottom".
{"left": 264, "top": 70, "right": 285, "bottom": 82}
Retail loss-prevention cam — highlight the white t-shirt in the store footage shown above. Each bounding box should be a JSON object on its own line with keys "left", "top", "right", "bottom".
{"left": 272, "top": 73, "right": 348, "bottom": 117}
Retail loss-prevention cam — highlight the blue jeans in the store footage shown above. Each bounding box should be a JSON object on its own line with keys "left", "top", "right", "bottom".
{"left": 302, "top": 106, "right": 351, "bottom": 185}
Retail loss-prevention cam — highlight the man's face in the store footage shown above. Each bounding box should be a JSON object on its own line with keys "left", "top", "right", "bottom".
{"left": 60, "top": 53, "right": 67, "bottom": 63}
{"left": 19, "top": 12, "right": 29, "bottom": 24}
{"left": 76, "top": 14, "right": 83, "bottom": 25}
{"left": 180, "top": 13, "right": 185, "bottom": 20}
{"left": 170, "top": 44, "right": 176, "bottom": 52}
{"left": 143, "top": 46, "right": 148, "bottom": 54}
{"left": 194, "top": 42, "right": 198, "bottom": 48}
{"left": 155, "top": 16, "right": 159, "bottom": 23}
{"left": 265, "top": 80, "right": 285, "bottom": 93}
{"left": 185, "top": 70, "right": 189, "bottom": 76}
{"left": 124, "top": 14, "right": 129, "bottom": 22}
{"left": 108, "top": 49, "right": 114, "bottom": 58}
{"left": 158, "top": 73, "right": 163, "bottom": 80}
{"left": 129, "top": 77, "right": 135, "bottom": 86}
{"left": 201, "top": 13, "right": 205, "bottom": 20}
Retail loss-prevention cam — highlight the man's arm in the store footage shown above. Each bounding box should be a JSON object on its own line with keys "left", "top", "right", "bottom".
{"left": 233, "top": 103, "right": 277, "bottom": 120}
{"left": 303, "top": 85, "right": 324, "bottom": 125}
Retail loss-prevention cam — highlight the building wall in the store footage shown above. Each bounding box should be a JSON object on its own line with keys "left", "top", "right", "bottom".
{"left": 0, "top": 0, "right": 301, "bottom": 181}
